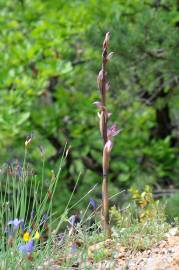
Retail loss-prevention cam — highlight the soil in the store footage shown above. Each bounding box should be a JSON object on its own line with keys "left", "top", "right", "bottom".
{"left": 38, "top": 228, "right": 179, "bottom": 270}
{"left": 91, "top": 228, "right": 179, "bottom": 270}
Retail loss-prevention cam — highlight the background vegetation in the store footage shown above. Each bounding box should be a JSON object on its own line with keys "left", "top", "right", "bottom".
{"left": 0, "top": 0, "right": 179, "bottom": 216}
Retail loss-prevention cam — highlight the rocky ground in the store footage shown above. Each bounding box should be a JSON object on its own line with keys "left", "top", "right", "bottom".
{"left": 90, "top": 228, "right": 179, "bottom": 270}
{"left": 37, "top": 228, "right": 179, "bottom": 270}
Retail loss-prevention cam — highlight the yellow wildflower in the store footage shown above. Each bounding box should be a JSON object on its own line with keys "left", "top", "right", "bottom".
{"left": 23, "top": 231, "right": 30, "bottom": 242}
{"left": 34, "top": 231, "right": 40, "bottom": 240}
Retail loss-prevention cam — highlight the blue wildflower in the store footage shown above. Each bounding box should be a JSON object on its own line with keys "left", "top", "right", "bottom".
{"left": 8, "top": 218, "right": 24, "bottom": 230}
{"left": 18, "top": 240, "right": 34, "bottom": 254}
{"left": 40, "top": 214, "right": 48, "bottom": 226}
{"left": 71, "top": 243, "right": 77, "bottom": 253}
{"left": 89, "top": 198, "right": 97, "bottom": 210}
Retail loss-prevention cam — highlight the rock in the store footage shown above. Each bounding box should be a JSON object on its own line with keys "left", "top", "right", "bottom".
{"left": 173, "top": 250, "right": 179, "bottom": 265}
{"left": 88, "top": 239, "right": 114, "bottom": 259}
{"left": 168, "top": 236, "right": 179, "bottom": 247}
{"left": 159, "top": 240, "right": 167, "bottom": 248}
{"left": 166, "top": 228, "right": 178, "bottom": 238}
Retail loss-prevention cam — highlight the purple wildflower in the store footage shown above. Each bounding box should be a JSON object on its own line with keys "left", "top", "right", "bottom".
{"left": 8, "top": 218, "right": 24, "bottom": 230}
{"left": 107, "top": 124, "right": 120, "bottom": 139}
{"left": 18, "top": 240, "right": 34, "bottom": 254}
{"left": 89, "top": 198, "right": 97, "bottom": 210}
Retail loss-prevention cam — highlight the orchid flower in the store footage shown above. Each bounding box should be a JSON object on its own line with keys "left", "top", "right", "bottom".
{"left": 107, "top": 124, "right": 120, "bottom": 139}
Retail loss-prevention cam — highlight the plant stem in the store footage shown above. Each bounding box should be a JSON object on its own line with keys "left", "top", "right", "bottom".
{"left": 100, "top": 33, "right": 110, "bottom": 237}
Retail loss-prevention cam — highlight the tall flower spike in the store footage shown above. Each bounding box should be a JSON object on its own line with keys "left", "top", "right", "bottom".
{"left": 94, "top": 32, "right": 119, "bottom": 238}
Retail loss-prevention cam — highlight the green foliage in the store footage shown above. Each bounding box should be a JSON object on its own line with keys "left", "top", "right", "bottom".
{"left": 166, "top": 192, "right": 179, "bottom": 220}
{"left": 0, "top": 0, "right": 179, "bottom": 214}
{"left": 129, "top": 185, "right": 161, "bottom": 221}
{"left": 110, "top": 187, "right": 170, "bottom": 251}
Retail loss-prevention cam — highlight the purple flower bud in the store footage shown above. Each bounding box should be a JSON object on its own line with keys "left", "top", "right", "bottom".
{"left": 18, "top": 240, "right": 34, "bottom": 254}
{"left": 89, "top": 198, "right": 97, "bottom": 210}
{"left": 93, "top": 101, "right": 102, "bottom": 107}
{"left": 107, "top": 124, "right": 120, "bottom": 139}
{"left": 93, "top": 101, "right": 103, "bottom": 110}
{"left": 104, "top": 140, "right": 113, "bottom": 153}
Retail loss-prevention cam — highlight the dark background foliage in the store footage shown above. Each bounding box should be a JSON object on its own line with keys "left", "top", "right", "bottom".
{"left": 0, "top": 0, "right": 179, "bottom": 214}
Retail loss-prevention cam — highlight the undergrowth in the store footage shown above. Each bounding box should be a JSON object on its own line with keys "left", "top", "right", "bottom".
{"left": 0, "top": 140, "right": 172, "bottom": 269}
{"left": 110, "top": 186, "right": 171, "bottom": 251}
